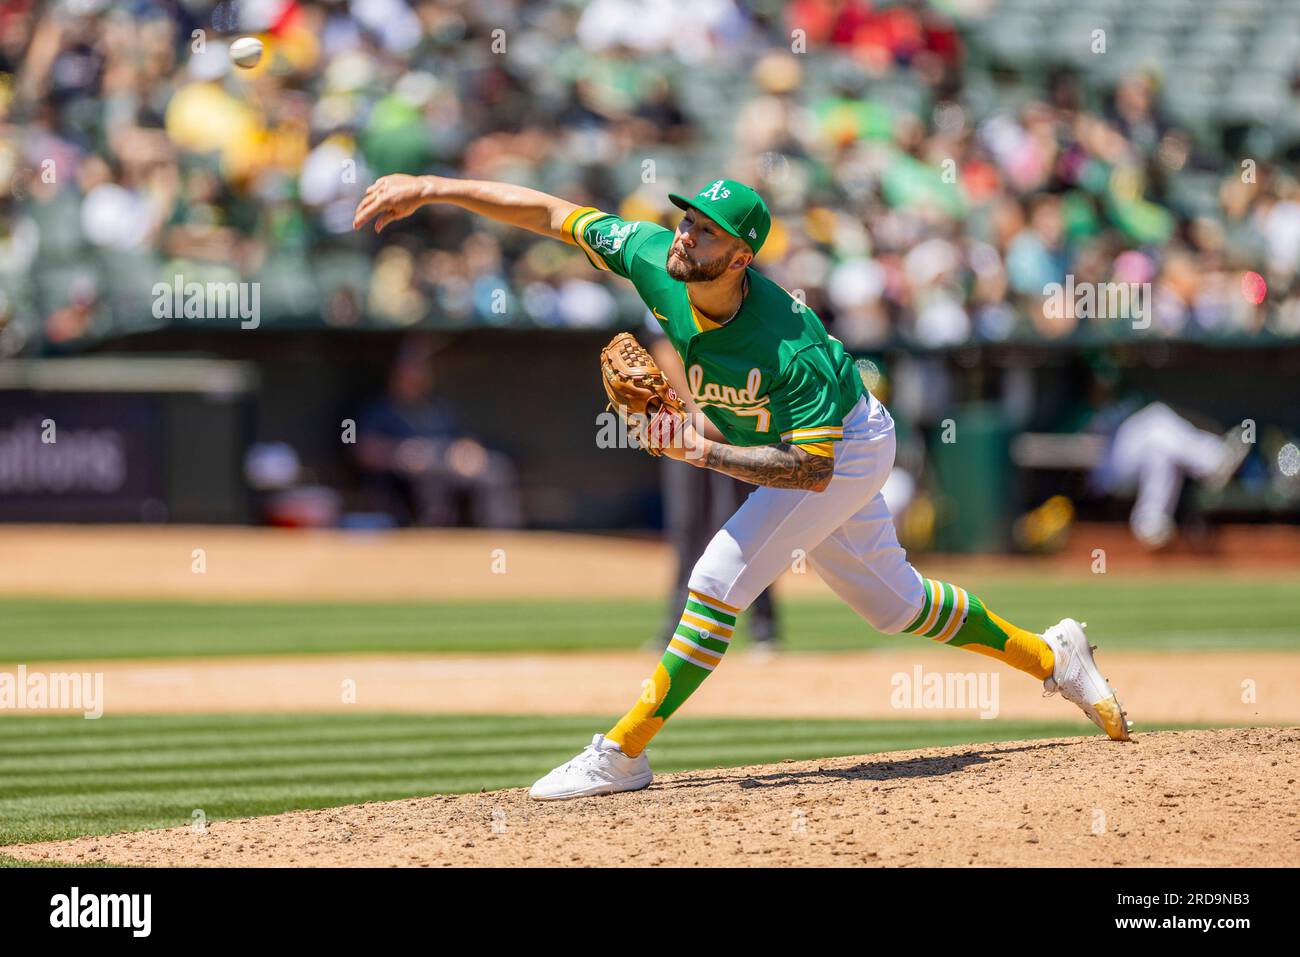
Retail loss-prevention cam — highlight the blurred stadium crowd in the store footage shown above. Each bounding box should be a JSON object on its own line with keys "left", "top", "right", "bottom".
{"left": 3, "top": 0, "right": 1300, "bottom": 356}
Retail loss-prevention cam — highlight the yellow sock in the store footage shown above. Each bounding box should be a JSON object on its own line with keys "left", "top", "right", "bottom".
{"left": 606, "top": 589, "right": 736, "bottom": 756}
{"left": 900, "top": 579, "right": 1054, "bottom": 680}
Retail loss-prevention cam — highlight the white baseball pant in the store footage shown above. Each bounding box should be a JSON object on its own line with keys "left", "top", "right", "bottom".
{"left": 687, "top": 392, "right": 926, "bottom": 633}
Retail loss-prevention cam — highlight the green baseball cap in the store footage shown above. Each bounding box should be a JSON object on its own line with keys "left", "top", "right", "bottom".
{"left": 669, "top": 179, "right": 771, "bottom": 255}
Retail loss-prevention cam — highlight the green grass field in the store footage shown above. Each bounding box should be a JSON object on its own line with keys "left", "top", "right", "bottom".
{"left": 1, "top": 574, "right": 1297, "bottom": 660}
{"left": 0, "top": 712, "right": 1211, "bottom": 848}
{"left": 0, "top": 572, "right": 1290, "bottom": 860}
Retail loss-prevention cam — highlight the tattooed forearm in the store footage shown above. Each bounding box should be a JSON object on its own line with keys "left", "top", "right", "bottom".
{"left": 700, "top": 442, "right": 834, "bottom": 491}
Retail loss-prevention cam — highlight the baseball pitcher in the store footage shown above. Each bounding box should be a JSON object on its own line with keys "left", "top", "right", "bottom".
{"left": 353, "top": 174, "right": 1132, "bottom": 801}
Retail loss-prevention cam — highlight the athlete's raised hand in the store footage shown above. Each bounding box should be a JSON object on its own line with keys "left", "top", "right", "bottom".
{"left": 353, "top": 174, "right": 435, "bottom": 233}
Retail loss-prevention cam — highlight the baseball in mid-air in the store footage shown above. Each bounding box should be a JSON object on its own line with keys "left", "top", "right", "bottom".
{"left": 229, "top": 37, "right": 264, "bottom": 69}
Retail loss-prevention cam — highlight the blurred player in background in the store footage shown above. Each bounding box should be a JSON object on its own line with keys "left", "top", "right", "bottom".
{"left": 354, "top": 335, "right": 523, "bottom": 528}
{"left": 1088, "top": 396, "right": 1249, "bottom": 550}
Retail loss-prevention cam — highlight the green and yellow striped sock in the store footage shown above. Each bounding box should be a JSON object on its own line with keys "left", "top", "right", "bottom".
{"left": 900, "top": 577, "right": 1055, "bottom": 680}
{"left": 606, "top": 589, "right": 737, "bottom": 757}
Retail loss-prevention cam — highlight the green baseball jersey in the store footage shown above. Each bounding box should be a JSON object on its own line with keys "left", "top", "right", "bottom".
{"left": 564, "top": 206, "right": 864, "bottom": 450}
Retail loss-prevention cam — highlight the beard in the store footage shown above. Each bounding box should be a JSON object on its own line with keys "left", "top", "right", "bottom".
{"left": 665, "top": 243, "right": 731, "bottom": 282}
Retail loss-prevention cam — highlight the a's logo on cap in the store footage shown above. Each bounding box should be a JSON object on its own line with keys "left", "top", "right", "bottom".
{"left": 700, "top": 180, "right": 730, "bottom": 201}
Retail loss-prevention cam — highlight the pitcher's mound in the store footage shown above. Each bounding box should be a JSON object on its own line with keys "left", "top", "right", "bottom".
{"left": 6, "top": 728, "right": 1295, "bottom": 867}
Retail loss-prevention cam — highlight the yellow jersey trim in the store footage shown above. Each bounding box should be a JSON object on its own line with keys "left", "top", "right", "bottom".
{"left": 782, "top": 425, "right": 844, "bottom": 443}
{"left": 560, "top": 205, "right": 599, "bottom": 243}
{"left": 686, "top": 290, "right": 723, "bottom": 333}
{"left": 685, "top": 271, "right": 751, "bottom": 334}
{"left": 563, "top": 207, "right": 609, "bottom": 271}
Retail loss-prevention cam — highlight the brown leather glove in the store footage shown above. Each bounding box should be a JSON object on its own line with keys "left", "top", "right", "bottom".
{"left": 599, "top": 332, "right": 687, "bottom": 456}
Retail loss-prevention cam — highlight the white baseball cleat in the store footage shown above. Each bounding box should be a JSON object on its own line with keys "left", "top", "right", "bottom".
{"left": 1040, "top": 618, "right": 1133, "bottom": 741}
{"left": 529, "top": 733, "right": 653, "bottom": 801}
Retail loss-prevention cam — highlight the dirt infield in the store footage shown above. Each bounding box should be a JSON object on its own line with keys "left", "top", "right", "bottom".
{"left": 3, "top": 523, "right": 1298, "bottom": 602}
{"left": 0, "top": 525, "right": 986, "bottom": 601}
{"left": 0, "top": 526, "right": 682, "bottom": 601}
{"left": 11, "top": 649, "right": 1300, "bottom": 725}
{"left": 6, "top": 728, "right": 1294, "bottom": 867}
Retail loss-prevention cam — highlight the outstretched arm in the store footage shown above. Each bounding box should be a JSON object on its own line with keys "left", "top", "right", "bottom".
{"left": 352, "top": 173, "right": 579, "bottom": 240}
